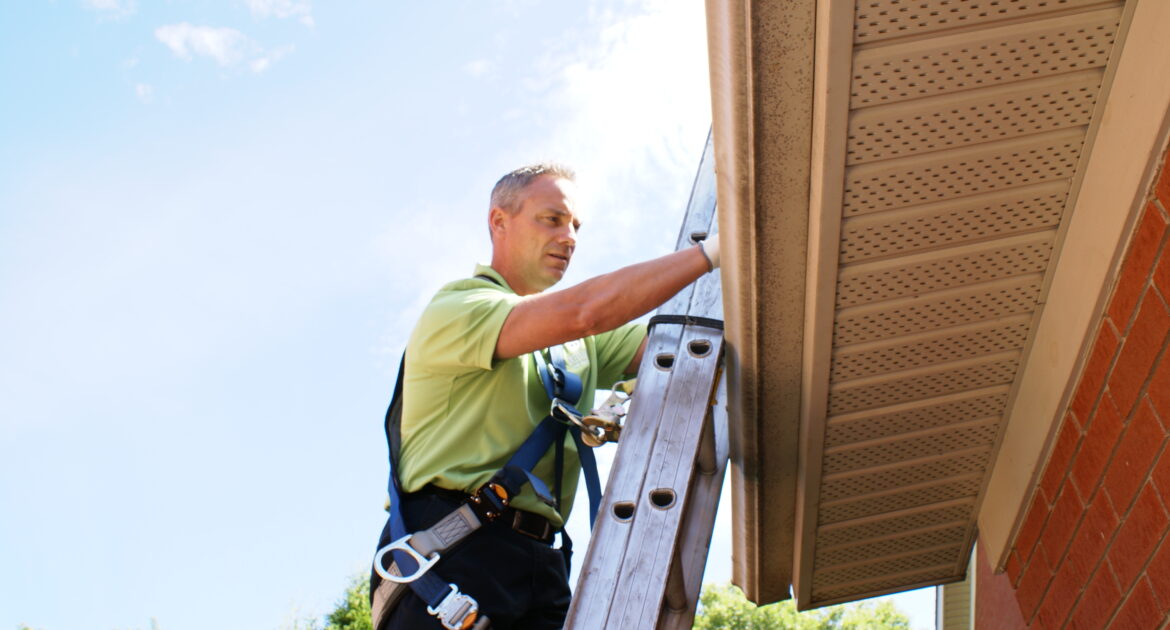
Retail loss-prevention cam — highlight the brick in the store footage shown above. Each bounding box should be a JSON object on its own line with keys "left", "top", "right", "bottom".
{"left": 1107, "top": 203, "right": 1168, "bottom": 330}
{"left": 1017, "top": 545, "right": 1055, "bottom": 622}
{"left": 1103, "top": 399, "right": 1167, "bottom": 511}
{"left": 1040, "top": 415, "right": 1083, "bottom": 501}
{"left": 1016, "top": 489, "right": 1053, "bottom": 565}
{"left": 1151, "top": 340, "right": 1170, "bottom": 426}
{"left": 1110, "top": 577, "right": 1164, "bottom": 629}
{"left": 976, "top": 545, "right": 1030, "bottom": 630}
{"left": 1071, "top": 323, "right": 1122, "bottom": 422}
{"left": 1036, "top": 549, "right": 1089, "bottom": 628}
{"left": 1006, "top": 550, "right": 1023, "bottom": 587}
{"left": 1065, "top": 491, "right": 1119, "bottom": 583}
{"left": 1071, "top": 394, "right": 1124, "bottom": 499}
{"left": 1110, "top": 293, "right": 1170, "bottom": 417}
{"left": 1146, "top": 536, "right": 1170, "bottom": 612}
{"left": 1156, "top": 154, "right": 1170, "bottom": 209}
{"left": 1069, "top": 564, "right": 1122, "bottom": 630}
{"left": 1041, "top": 485, "right": 1086, "bottom": 562}
{"left": 1015, "top": 484, "right": 1053, "bottom": 564}
{"left": 1156, "top": 240, "right": 1170, "bottom": 300}
{"left": 1154, "top": 444, "right": 1170, "bottom": 497}
{"left": 1107, "top": 482, "right": 1169, "bottom": 591}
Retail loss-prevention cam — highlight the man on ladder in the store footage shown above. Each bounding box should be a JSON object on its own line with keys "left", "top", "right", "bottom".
{"left": 371, "top": 163, "right": 720, "bottom": 630}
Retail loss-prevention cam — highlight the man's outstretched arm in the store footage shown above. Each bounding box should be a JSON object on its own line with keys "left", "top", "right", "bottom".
{"left": 495, "top": 239, "right": 718, "bottom": 361}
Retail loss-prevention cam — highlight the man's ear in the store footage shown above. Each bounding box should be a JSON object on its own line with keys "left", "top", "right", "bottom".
{"left": 488, "top": 206, "right": 507, "bottom": 239}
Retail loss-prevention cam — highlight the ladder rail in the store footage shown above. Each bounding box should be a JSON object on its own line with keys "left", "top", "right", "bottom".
{"left": 566, "top": 130, "right": 726, "bottom": 629}
{"left": 660, "top": 373, "right": 730, "bottom": 630}
{"left": 607, "top": 327, "right": 724, "bottom": 628}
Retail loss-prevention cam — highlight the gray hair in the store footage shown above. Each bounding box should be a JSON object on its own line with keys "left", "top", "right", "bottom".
{"left": 490, "top": 163, "right": 576, "bottom": 215}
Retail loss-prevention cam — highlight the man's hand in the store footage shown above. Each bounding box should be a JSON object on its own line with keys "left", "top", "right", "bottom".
{"left": 699, "top": 233, "right": 720, "bottom": 270}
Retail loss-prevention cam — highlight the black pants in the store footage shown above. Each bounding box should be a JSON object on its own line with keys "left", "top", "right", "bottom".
{"left": 375, "top": 491, "right": 572, "bottom": 630}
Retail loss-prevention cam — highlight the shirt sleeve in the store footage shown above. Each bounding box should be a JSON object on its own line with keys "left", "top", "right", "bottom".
{"left": 592, "top": 322, "right": 647, "bottom": 387}
{"left": 410, "top": 284, "right": 522, "bottom": 373}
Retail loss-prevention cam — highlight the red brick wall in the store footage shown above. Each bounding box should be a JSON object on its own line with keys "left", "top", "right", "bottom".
{"left": 991, "top": 148, "right": 1170, "bottom": 628}
{"left": 977, "top": 542, "right": 1029, "bottom": 630}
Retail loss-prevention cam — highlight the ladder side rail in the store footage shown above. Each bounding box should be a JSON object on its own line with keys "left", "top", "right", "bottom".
{"left": 609, "top": 330, "right": 723, "bottom": 627}
{"left": 658, "top": 372, "right": 731, "bottom": 630}
{"left": 566, "top": 323, "right": 686, "bottom": 625}
{"left": 615, "top": 255, "right": 725, "bottom": 628}
{"left": 566, "top": 130, "right": 719, "bottom": 629}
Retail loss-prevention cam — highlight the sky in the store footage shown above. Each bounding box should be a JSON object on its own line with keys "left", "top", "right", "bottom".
{"left": 0, "top": 1, "right": 935, "bottom": 628}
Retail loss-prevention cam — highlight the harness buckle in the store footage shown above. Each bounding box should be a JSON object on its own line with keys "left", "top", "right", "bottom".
{"left": 427, "top": 584, "right": 480, "bottom": 630}
{"left": 469, "top": 481, "right": 510, "bottom": 521}
{"left": 373, "top": 534, "right": 440, "bottom": 584}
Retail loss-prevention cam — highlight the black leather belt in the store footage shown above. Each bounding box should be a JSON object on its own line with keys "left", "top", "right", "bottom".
{"left": 419, "top": 484, "right": 557, "bottom": 544}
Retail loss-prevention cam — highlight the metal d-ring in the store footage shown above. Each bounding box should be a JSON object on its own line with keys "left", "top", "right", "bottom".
{"left": 373, "top": 534, "right": 440, "bottom": 584}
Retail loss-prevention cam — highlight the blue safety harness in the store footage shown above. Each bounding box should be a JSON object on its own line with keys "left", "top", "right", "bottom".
{"left": 371, "top": 307, "right": 603, "bottom": 629}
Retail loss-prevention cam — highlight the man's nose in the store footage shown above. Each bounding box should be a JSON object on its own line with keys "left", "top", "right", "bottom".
{"left": 559, "top": 223, "right": 577, "bottom": 249}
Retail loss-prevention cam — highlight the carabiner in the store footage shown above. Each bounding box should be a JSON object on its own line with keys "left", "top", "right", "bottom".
{"left": 373, "top": 534, "right": 441, "bottom": 584}
{"left": 550, "top": 398, "right": 583, "bottom": 426}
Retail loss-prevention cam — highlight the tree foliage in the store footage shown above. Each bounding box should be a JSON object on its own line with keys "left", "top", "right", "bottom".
{"left": 288, "top": 573, "right": 372, "bottom": 630}
{"left": 693, "top": 583, "right": 911, "bottom": 630}
{"left": 309, "top": 576, "right": 911, "bottom": 630}
{"left": 323, "top": 574, "right": 372, "bottom": 630}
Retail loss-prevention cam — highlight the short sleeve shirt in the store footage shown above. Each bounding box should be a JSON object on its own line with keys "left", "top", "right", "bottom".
{"left": 397, "top": 264, "right": 646, "bottom": 526}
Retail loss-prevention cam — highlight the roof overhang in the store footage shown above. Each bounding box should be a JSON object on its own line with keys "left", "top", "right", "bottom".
{"left": 710, "top": 0, "right": 1170, "bottom": 609}
{"left": 707, "top": 0, "right": 816, "bottom": 604}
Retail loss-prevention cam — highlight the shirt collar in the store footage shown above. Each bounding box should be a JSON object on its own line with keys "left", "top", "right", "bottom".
{"left": 472, "top": 264, "right": 516, "bottom": 294}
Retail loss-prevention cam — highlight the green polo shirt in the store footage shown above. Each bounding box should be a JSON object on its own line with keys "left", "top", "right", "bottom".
{"left": 397, "top": 264, "right": 646, "bottom": 526}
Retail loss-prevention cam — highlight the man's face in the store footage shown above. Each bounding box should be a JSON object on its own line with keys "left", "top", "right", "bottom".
{"left": 494, "top": 175, "right": 581, "bottom": 295}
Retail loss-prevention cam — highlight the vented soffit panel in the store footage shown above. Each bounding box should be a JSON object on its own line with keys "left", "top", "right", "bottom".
{"left": 709, "top": 0, "right": 1139, "bottom": 610}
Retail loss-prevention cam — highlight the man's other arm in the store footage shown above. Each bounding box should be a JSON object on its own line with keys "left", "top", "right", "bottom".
{"left": 495, "top": 244, "right": 712, "bottom": 362}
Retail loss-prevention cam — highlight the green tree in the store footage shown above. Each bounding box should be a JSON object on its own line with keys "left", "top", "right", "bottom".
{"left": 323, "top": 574, "right": 373, "bottom": 630}
{"left": 285, "top": 573, "right": 373, "bottom": 630}
{"left": 693, "top": 583, "right": 910, "bottom": 630}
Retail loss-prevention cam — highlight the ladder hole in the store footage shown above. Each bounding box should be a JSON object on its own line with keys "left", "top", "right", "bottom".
{"left": 649, "top": 488, "right": 676, "bottom": 509}
{"left": 689, "top": 230, "right": 708, "bottom": 243}
{"left": 613, "top": 502, "right": 635, "bottom": 521}
{"left": 655, "top": 354, "right": 675, "bottom": 370}
{"left": 688, "top": 339, "right": 712, "bottom": 358}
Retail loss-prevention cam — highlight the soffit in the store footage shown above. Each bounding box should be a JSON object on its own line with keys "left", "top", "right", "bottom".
{"left": 710, "top": 0, "right": 1136, "bottom": 610}
{"left": 795, "top": 0, "right": 1128, "bottom": 608}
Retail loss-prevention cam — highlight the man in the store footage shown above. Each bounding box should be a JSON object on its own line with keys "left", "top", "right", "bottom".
{"left": 374, "top": 164, "right": 719, "bottom": 629}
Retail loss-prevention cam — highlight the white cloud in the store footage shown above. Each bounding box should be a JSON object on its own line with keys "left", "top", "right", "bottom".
{"left": 155, "top": 23, "right": 251, "bottom": 66}
{"left": 464, "top": 59, "right": 493, "bottom": 78}
{"left": 155, "top": 23, "right": 292, "bottom": 73}
{"left": 82, "top": 0, "right": 136, "bottom": 18}
{"left": 250, "top": 44, "right": 294, "bottom": 73}
{"left": 135, "top": 83, "right": 154, "bottom": 103}
{"left": 525, "top": 0, "right": 712, "bottom": 259}
{"left": 244, "top": 0, "right": 314, "bottom": 27}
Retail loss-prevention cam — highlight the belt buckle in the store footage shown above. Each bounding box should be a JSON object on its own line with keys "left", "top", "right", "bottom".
{"left": 469, "top": 482, "right": 510, "bottom": 521}
{"left": 512, "top": 510, "right": 552, "bottom": 542}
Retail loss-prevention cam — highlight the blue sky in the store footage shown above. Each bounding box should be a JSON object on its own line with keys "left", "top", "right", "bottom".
{"left": 0, "top": 1, "right": 934, "bottom": 628}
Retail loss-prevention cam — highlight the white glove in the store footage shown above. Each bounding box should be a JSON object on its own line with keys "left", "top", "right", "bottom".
{"left": 699, "top": 232, "right": 721, "bottom": 270}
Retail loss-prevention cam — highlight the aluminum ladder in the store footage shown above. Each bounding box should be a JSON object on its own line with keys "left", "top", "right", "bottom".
{"left": 566, "top": 132, "right": 729, "bottom": 629}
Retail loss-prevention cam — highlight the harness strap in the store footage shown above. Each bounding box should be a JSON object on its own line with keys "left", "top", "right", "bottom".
{"left": 532, "top": 348, "right": 602, "bottom": 528}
